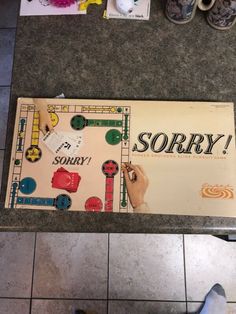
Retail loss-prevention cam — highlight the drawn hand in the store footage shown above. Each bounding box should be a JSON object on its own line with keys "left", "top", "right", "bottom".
{"left": 33, "top": 98, "right": 53, "bottom": 135}
{"left": 122, "top": 163, "right": 149, "bottom": 209}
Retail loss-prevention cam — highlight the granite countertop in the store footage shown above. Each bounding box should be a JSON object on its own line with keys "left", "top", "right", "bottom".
{"left": 0, "top": 1, "right": 236, "bottom": 233}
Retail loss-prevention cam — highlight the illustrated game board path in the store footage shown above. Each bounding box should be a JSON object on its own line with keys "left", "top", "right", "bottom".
{"left": 6, "top": 99, "right": 131, "bottom": 212}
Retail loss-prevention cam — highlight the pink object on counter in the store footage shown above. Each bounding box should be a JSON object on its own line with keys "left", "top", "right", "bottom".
{"left": 50, "top": 0, "right": 76, "bottom": 7}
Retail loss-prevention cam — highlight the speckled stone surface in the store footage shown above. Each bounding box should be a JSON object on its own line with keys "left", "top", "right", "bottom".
{"left": 32, "top": 299, "right": 107, "bottom": 314}
{"left": 0, "top": 1, "right": 236, "bottom": 233}
{"left": 0, "top": 299, "right": 30, "bottom": 314}
{"left": 0, "top": 232, "right": 35, "bottom": 297}
{"left": 33, "top": 233, "right": 108, "bottom": 298}
{"left": 109, "top": 234, "right": 185, "bottom": 300}
{"left": 108, "top": 301, "right": 187, "bottom": 314}
{"left": 185, "top": 235, "right": 236, "bottom": 301}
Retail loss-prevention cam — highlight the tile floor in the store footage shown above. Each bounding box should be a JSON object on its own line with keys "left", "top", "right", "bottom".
{"left": 0, "top": 233, "right": 236, "bottom": 314}
{"left": 1, "top": 2, "right": 236, "bottom": 314}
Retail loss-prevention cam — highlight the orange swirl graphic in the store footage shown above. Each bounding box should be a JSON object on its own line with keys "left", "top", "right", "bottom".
{"left": 201, "top": 184, "right": 234, "bottom": 199}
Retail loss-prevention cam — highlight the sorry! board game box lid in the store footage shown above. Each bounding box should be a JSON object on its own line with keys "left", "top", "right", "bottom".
{"left": 5, "top": 98, "right": 236, "bottom": 217}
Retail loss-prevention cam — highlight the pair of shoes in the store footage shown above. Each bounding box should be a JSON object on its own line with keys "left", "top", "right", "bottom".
{"left": 165, "top": 0, "right": 236, "bottom": 30}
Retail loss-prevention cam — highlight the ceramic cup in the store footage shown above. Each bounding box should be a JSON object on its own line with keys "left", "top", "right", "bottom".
{"left": 207, "top": 0, "right": 236, "bottom": 29}
{"left": 165, "top": 0, "right": 216, "bottom": 23}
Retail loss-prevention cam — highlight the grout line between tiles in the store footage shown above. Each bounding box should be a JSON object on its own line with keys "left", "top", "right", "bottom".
{"left": 183, "top": 235, "right": 188, "bottom": 313}
{"left": 107, "top": 299, "right": 188, "bottom": 302}
{"left": 188, "top": 301, "right": 236, "bottom": 304}
{"left": 107, "top": 233, "right": 110, "bottom": 314}
{"left": 0, "top": 297, "right": 31, "bottom": 300}
{"left": 15, "top": 297, "right": 188, "bottom": 302}
{"left": 29, "top": 232, "right": 37, "bottom": 314}
{"left": 0, "top": 296, "right": 232, "bottom": 304}
{"left": 0, "top": 296, "right": 236, "bottom": 303}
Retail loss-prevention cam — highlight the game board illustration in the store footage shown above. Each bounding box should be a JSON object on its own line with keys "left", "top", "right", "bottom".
{"left": 5, "top": 98, "right": 236, "bottom": 217}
